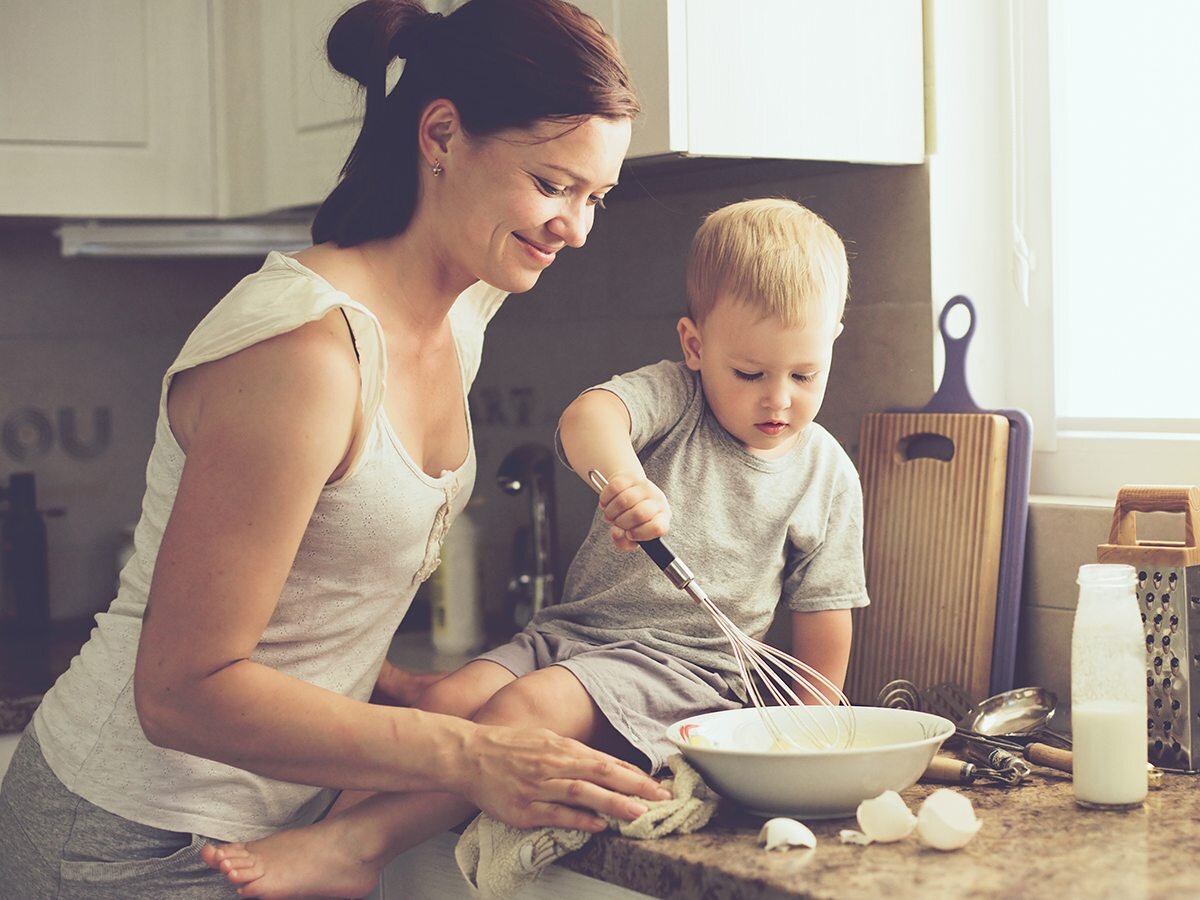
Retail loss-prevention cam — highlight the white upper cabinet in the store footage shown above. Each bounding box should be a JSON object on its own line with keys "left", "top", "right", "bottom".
{"left": 212, "top": 0, "right": 360, "bottom": 218}
{"left": 576, "top": 0, "right": 925, "bottom": 164}
{"left": 0, "top": 0, "right": 215, "bottom": 217}
{"left": 0, "top": 0, "right": 923, "bottom": 219}
{"left": 0, "top": 0, "right": 360, "bottom": 219}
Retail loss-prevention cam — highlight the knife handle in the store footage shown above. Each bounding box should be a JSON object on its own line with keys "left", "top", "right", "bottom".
{"left": 922, "top": 755, "right": 977, "bottom": 784}
{"left": 1025, "top": 742, "right": 1073, "bottom": 773}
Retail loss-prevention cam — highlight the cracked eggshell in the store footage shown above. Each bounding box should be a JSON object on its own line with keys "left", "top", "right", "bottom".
{"left": 757, "top": 817, "right": 816, "bottom": 851}
{"left": 855, "top": 790, "right": 917, "bottom": 843}
{"left": 916, "top": 789, "right": 982, "bottom": 850}
{"left": 838, "top": 829, "right": 873, "bottom": 846}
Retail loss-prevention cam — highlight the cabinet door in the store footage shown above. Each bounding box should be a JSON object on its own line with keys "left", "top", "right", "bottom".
{"left": 684, "top": 0, "right": 924, "bottom": 164}
{"left": 0, "top": 0, "right": 214, "bottom": 217}
{"left": 214, "top": 0, "right": 361, "bottom": 217}
{"left": 573, "top": 0, "right": 688, "bottom": 159}
{"left": 574, "top": 0, "right": 924, "bottom": 164}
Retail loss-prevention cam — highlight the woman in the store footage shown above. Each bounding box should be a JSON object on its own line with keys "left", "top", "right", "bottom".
{"left": 0, "top": 0, "right": 663, "bottom": 895}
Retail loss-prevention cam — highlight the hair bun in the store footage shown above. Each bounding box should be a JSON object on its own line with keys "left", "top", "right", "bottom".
{"left": 390, "top": 11, "right": 445, "bottom": 59}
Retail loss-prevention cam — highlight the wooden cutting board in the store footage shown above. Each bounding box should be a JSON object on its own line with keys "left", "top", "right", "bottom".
{"left": 846, "top": 411, "right": 1009, "bottom": 705}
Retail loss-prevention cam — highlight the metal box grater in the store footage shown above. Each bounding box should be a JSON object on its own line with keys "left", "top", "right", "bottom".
{"left": 1097, "top": 485, "right": 1200, "bottom": 773}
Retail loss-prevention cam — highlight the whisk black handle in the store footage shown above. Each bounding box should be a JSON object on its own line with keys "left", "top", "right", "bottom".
{"left": 638, "top": 536, "right": 676, "bottom": 570}
{"left": 635, "top": 537, "right": 702, "bottom": 596}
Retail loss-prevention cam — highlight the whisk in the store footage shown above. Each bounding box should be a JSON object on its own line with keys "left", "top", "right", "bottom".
{"left": 587, "top": 470, "right": 855, "bottom": 751}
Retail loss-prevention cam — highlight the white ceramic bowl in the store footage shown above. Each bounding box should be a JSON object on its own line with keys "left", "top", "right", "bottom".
{"left": 667, "top": 706, "right": 955, "bottom": 819}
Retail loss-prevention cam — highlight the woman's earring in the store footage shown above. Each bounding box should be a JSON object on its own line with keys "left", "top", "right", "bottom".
{"left": 431, "top": 159, "right": 444, "bottom": 177}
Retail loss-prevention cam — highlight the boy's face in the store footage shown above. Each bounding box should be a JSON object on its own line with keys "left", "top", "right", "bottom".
{"left": 677, "top": 296, "right": 843, "bottom": 458}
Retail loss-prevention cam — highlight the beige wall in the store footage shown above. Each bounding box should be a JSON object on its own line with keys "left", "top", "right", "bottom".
{"left": 6, "top": 156, "right": 1126, "bottom": 724}
{"left": 0, "top": 223, "right": 257, "bottom": 620}
{"left": 469, "top": 158, "right": 935, "bottom": 633}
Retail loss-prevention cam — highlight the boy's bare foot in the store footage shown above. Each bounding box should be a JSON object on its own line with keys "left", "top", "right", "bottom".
{"left": 200, "top": 817, "right": 386, "bottom": 899}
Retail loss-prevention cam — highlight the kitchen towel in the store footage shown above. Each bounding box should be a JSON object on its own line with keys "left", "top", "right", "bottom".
{"left": 454, "top": 753, "right": 717, "bottom": 899}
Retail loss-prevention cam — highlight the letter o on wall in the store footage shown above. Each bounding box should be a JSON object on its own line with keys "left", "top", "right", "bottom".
{"left": 2, "top": 408, "right": 54, "bottom": 461}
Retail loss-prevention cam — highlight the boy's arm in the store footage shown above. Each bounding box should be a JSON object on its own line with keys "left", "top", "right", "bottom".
{"left": 558, "top": 389, "right": 643, "bottom": 484}
{"left": 558, "top": 389, "right": 670, "bottom": 549}
{"left": 790, "top": 608, "right": 853, "bottom": 704}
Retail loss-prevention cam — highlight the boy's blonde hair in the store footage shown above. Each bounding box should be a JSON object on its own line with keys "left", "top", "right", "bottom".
{"left": 685, "top": 198, "right": 848, "bottom": 329}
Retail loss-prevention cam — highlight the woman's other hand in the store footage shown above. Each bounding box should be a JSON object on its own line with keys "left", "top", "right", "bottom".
{"left": 370, "top": 660, "right": 447, "bottom": 707}
{"left": 457, "top": 724, "right": 671, "bottom": 832}
{"left": 596, "top": 472, "right": 670, "bottom": 551}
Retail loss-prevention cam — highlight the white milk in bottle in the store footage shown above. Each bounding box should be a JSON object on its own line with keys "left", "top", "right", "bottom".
{"left": 1070, "top": 563, "right": 1147, "bottom": 809}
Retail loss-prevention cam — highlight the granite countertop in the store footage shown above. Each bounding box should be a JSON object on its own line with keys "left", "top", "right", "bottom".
{"left": 562, "top": 772, "right": 1198, "bottom": 899}
{"left": 384, "top": 633, "right": 1199, "bottom": 899}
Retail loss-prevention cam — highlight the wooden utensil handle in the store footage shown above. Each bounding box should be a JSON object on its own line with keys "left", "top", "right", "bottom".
{"left": 1024, "top": 742, "right": 1072, "bottom": 773}
{"left": 1108, "top": 485, "right": 1199, "bottom": 548}
{"left": 922, "top": 755, "right": 976, "bottom": 784}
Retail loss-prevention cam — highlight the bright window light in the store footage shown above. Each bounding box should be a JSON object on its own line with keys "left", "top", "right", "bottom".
{"left": 1049, "top": 0, "right": 1200, "bottom": 424}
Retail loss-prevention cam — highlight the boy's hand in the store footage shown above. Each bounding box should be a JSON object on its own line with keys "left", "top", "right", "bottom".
{"left": 596, "top": 472, "right": 671, "bottom": 551}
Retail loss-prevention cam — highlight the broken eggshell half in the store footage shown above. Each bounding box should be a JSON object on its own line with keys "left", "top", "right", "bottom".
{"left": 915, "top": 789, "right": 983, "bottom": 850}
{"left": 855, "top": 790, "right": 917, "bottom": 843}
{"left": 757, "top": 817, "right": 817, "bottom": 851}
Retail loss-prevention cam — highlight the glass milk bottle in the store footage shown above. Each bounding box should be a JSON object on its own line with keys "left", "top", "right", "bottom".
{"left": 1071, "top": 563, "right": 1147, "bottom": 809}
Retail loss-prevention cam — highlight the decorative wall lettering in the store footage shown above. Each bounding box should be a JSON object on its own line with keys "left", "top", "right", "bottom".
{"left": 57, "top": 408, "right": 111, "bottom": 460}
{"left": 1, "top": 407, "right": 112, "bottom": 461}
{"left": 470, "top": 387, "right": 538, "bottom": 429}
{"left": 2, "top": 408, "right": 53, "bottom": 461}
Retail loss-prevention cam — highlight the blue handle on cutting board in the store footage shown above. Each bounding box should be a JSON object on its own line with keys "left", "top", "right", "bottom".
{"left": 921, "top": 295, "right": 983, "bottom": 414}
{"left": 891, "top": 295, "right": 1033, "bottom": 696}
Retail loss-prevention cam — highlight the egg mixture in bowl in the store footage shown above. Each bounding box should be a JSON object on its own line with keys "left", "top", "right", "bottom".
{"left": 668, "top": 706, "right": 955, "bottom": 819}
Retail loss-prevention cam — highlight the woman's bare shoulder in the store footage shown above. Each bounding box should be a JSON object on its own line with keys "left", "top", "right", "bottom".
{"left": 168, "top": 311, "right": 361, "bottom": 461}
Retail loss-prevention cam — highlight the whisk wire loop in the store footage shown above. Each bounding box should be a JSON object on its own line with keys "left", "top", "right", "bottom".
{"left": 584, "top": 469, "right": 856, "bottom": 752}
{"left": 697, "top": 593, "right": 855, "bottom": 751}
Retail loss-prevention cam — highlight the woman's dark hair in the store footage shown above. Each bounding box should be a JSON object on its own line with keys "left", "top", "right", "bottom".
{"left": 311, "top": 0, "right": 640, "bottom": 246}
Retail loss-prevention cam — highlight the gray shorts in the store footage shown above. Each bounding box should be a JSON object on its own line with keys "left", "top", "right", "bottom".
{"left": 475, "top": 630, "right": 743, "bottom": 773}
{"left": 0, "top": 727, "right": 237, "bottom": 899}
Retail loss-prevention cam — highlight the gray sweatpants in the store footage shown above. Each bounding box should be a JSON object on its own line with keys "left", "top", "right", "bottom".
{"left": 0, "top": 727, "right": 238, "bottom": 899}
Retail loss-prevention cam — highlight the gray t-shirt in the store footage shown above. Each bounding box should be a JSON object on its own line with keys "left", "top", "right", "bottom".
{"left": 532, "top": 359, "right": 869, "bottom": 694}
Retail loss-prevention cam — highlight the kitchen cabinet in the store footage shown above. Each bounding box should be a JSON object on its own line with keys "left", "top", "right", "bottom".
{"left": 0, "top": 0, "right": 360, "bottom": 219}
{"left": 0, "top": 0, "right": 216, "bottom": 217}
{"left": 574, "top": 0, "right": 925, "bottom": 164}
{"left": 212, "top": 0, "right": 360, "bottom": 217}
{"left": 0, "top": 0, "right": 924, "bottom": 219}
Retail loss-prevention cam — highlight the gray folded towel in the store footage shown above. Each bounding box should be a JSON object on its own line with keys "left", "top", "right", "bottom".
{"left": 455, "top": 754, "right": 718, "bottom": 899}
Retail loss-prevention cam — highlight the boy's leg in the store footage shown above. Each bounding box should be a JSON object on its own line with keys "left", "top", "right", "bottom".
{"left": 200, "top": 659, "right": 517, "bottom": 898}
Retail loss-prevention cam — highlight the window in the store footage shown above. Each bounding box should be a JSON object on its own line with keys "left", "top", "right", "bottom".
{"left": 1013, "top": 0, "right": 1200, "bottom": 497}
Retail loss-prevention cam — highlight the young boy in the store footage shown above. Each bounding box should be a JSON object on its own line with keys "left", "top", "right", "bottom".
{"left": 202, "top": 198, "right": 869, "bottom": 898}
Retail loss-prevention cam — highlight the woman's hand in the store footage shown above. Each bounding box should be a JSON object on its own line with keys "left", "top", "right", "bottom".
{"left": 371, "top": 660, "right": 447, "bottom": 707}
{"left": 596, "top": 472, "right": 671, "bottom": 552}
{"left": 457, "top": 724, "right": 672, "bottom": 832}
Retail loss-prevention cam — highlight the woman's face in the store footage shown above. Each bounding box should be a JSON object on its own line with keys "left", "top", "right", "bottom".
{"left": 438, "top": 115, "right": 632, "bottom": 294}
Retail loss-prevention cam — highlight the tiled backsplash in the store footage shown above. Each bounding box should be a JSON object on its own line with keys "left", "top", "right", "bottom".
{"left": 1015, "top": 498, "right": 1188, "bottom": 730}
{"left": 3, "top": 159, "right": 1160, "bottom": 726}
{"left": 469, "top": 158, "right": 935, "bottom": 628}
{"left": 0, "top": 224, "right": 257, "bottom": 620}
{"left": 1, "top": 157, "right": 937, "bottom": 636}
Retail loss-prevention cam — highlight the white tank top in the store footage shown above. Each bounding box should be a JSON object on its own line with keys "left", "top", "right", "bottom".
{"left": 33, "top": 251, "right": 506, "bottom": 841}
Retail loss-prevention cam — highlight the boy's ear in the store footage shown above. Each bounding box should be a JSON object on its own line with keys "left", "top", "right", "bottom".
{"left": 677, "top": 317, "right": 703, "bottom": 371}
{"left": 417, "top": 98, "right": 461, "bottom": 168}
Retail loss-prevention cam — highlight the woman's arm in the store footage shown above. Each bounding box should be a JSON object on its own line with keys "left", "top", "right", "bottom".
{"left": 371, "top": 660, "right": 447, "bottom": 707}
{"left": 135, "top": 314, "right": 446, "bottom": 790}
{"left": 558, "top": 389, "right": 669, "bottom": 548}
{"left": 789, "top": 608, "right": 853, "bottom": 704}
{"left": 134, "top": 316, "right": 664, "bottom": 826}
